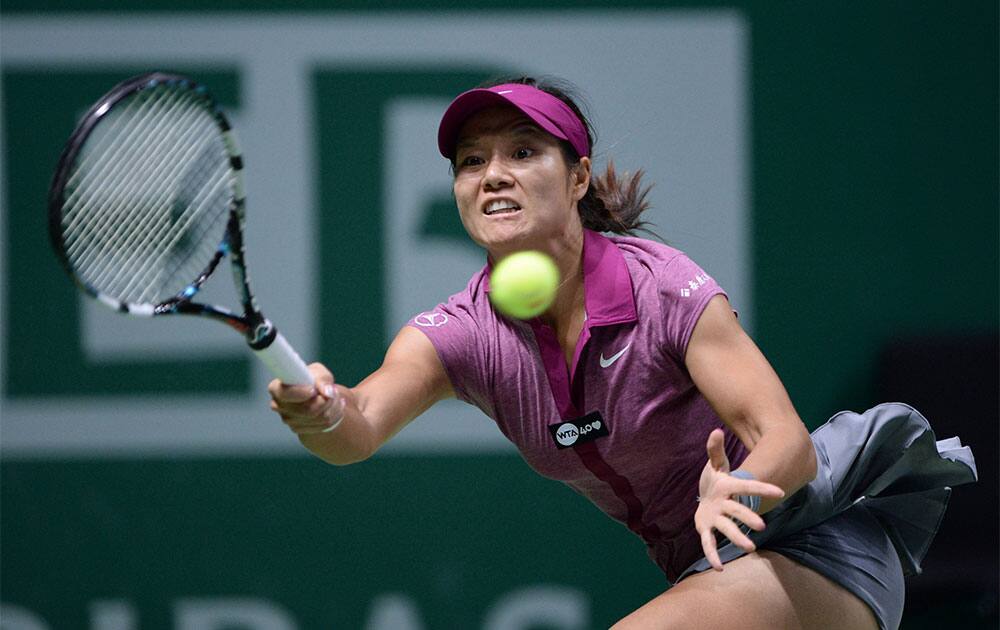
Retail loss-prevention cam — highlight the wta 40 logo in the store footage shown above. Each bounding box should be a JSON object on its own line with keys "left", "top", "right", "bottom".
{"left": 549, "top": 411, "right": 610, "bottom": 449}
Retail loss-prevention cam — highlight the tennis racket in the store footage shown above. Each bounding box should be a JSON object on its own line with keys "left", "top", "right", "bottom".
{"left": 48, "top": 71, "right": 313, "bottom": 386}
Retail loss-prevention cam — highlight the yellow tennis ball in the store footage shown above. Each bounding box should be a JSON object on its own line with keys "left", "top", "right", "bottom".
{"left": 489, "top": 251, "right": 560, "bottom": 319}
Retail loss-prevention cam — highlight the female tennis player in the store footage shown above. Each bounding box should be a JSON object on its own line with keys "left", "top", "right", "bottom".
{"left": 269, "top": 77, "right": 976, "bottom": 629}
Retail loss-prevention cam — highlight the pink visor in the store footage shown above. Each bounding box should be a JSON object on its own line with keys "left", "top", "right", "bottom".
{"left": 437, "top": 83, "right": 590, "bottom": 160}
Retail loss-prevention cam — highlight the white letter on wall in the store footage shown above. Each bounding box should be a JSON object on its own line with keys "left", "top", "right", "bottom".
{"left": 483, "top": 586, "right": 588, "bottom": 630}
{"left": 174, "top": 599, "right": 297, "bottom": 630}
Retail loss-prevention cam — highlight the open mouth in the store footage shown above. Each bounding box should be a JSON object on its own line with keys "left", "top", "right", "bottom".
{"left": 484, "top": 200, "right": 522, "bottom": 216}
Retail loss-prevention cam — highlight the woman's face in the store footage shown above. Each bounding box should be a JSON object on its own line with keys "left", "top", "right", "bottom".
{"left": 452, "top": 105, "right": 590, "bottom": 257}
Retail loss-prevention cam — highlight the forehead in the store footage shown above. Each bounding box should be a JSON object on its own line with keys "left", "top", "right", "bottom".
{"left": 455, "top": 105, "right": 553, "bottom": 149}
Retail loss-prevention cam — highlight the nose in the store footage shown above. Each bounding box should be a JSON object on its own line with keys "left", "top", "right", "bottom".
{"left": 482, "top": 156, "right": 512, "bottom": 191}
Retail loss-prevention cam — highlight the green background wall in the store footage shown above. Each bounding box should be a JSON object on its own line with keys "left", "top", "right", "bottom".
{"left": 2, "top": 2, "right": 996, "bottom": 629}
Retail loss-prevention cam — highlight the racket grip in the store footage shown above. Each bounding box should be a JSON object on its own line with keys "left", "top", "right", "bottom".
{"left": 253, "top": 330, "right": 314, "bottom": 385}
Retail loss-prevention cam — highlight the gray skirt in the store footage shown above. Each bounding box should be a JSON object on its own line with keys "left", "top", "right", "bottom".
{"left": 677, "top": 402, "right": 978, "bottom": 630}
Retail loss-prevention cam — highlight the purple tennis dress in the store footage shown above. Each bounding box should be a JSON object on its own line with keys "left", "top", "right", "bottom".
{"left": 407, "top": 230, "right": 977, "bottom": 629}
{"left": 408, "top": 229, "right": 748, "bottom": 580}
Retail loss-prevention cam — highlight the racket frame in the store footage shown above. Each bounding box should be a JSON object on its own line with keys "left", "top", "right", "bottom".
{"left": 48, "top": 72, "right": 312, "bottom": 384}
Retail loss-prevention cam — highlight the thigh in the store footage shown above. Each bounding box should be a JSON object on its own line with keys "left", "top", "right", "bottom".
{"left": 610, "top": 550, "right": 879, "bottom": 630}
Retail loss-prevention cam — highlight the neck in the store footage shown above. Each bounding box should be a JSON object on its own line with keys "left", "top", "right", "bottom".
{"left": 487, "top": 224, "right": 587, "bottom": 327}
{"left": 538, "top": 227, "right": 586, "bottom": 328}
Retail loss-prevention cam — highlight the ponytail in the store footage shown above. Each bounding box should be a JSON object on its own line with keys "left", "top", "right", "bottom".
{"left": 579, "top": 161, "right": 653, "bottom": 236}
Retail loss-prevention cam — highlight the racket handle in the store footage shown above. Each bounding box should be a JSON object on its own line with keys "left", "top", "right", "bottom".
{"left": 253, "top": 329, "right": 314, "bottom": 385}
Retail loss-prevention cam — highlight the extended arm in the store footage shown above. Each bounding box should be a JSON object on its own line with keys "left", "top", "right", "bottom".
{"left": 685, "top": 294, "right": 817, "bottom": 509}
{"left": 684, "top": 294, "right": 817, "bottom": 569}
{"left": 269, "top": 326, "right": 453, "bottom": 465}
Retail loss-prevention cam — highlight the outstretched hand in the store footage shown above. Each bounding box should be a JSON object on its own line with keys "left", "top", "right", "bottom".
{"left": 268, "top": 363, "right": 346, "bottom": 435}
{"left": 694, "top": 428, "right": 785, "bottom": 571}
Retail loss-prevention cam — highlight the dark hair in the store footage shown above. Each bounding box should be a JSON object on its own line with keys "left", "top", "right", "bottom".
{"left": 475, "top": 75, "right": 653, "bottom": 236}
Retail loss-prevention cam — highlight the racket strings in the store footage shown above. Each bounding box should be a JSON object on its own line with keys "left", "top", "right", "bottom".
{"left": 69, "top": 116, "right": 221, "bottom": 299}
{"left": 82, "top": 107, "right": 223, "bottom": 296}
{"left": 68, "top": 97, "right": 211, "bottom": 285}
{"left": 62, "top": 88, "right": 198, "bottom": 249}
{"left": 62, "top": 86, "right": 182, "bottom": 231}
{"left": 60, "top": 84, "right": 234, "bottom": 305}
{"left": 63, "top": 87, "right": 196, "bottom": 256}
{"left": 65, "top": 90, "right": 209, "bottom": 269}
{"left": 120, "top": 156, "right": 231, "bottom": 303}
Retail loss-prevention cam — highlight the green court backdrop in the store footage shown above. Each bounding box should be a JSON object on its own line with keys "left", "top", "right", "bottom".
{"left": 2, "top": 2, "right": 997, "bottom": 629}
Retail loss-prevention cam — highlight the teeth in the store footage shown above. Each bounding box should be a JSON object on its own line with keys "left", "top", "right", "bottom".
{"left": 485, "top": 200, "right": 520, "bottom": 215}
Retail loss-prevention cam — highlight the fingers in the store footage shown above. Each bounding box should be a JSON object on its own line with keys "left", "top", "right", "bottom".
{"left": 731, "top": 478, "right": 786, "bottom": 500}
{"left": 723, "top": 499, "right": 766, "bottom": 531}
{"left": 270, "top": 392, "right": 341, "bottom": 432}
{"left": 705, "top": 428, "right": 729, "bottom": 472}
{"left": 700, "top": 528, "right": 724, "bottom": 571}
{"left": 696, "top": 500, "right": 762, "bottom": 571}
{"left": 268, "top": 379, "right": 315, "bottom": 404}
{"left": 310, "top": 363, "right": 337, "bottom": 400}
{"left": 269, "top": 392, "right": 336, "bottom": 417}
{"left": 694, "top": 468, "right": 787, "bottom": 572}
{"left": 268, "top": 363, "right": 345, "bottom": 435}
{"left": 714, "top": 516, "right": 756, "bottom": 554}
{"left": 268, "top": 363, "right": 334, "bottom": 403}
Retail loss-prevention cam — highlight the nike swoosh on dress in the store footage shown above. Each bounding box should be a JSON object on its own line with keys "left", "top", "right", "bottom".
{"left": 599, "top": 344, "right": 630, "bottom": 368}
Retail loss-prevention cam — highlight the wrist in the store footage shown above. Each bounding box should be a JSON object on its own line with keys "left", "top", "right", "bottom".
{"left": 320, "top": 398, "right": 346, "bottom": 433}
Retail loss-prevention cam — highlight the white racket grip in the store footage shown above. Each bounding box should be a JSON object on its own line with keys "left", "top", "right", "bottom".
{"left": 253, "top": 331, "right": 314, "bottom": 385}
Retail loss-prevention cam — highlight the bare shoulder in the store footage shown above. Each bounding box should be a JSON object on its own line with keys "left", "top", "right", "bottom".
{"left": 385, "top": 325, "right": 447, "bottom": 370}
{"left": 688, "top": 293, "right": 744, "bottom": 349}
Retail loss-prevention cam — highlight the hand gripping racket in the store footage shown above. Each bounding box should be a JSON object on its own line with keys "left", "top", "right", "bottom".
{"left": 48, "top": 72, "right": 313, "bottom": 385}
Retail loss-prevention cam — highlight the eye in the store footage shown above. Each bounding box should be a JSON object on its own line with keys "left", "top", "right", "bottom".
{"left": 457, "top": 154, "right": 484, "bottom": 170}
{"left": 513, "top": 146, "right": 534, "bottom": 159}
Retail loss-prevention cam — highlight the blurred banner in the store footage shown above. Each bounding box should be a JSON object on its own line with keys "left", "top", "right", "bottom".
{"left": 1, "top": 13, "right": 750, "bottom": 458}
{"left": 1, "top": 2, "right": 996, "bottom": 629}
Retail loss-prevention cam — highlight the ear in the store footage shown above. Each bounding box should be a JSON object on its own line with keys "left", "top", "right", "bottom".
{"left": 571, "top": 156, "right": 592, "bottom": 202}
